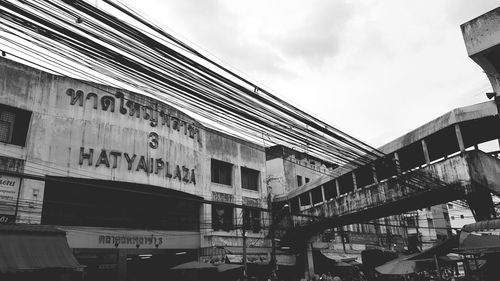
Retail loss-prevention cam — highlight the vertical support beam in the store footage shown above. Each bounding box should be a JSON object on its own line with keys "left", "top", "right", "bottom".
{"left": 351, "top": 172, "right": 358, "bottom": 190}
{"left": 309, "top": 191, "right": 313, "bottom": 206}
{"left": 304, "top": 240, "right": 315, "bottom": 279}
{"left": 372, "top": 164, "right": 378, "bottom": 184}
{"left": 117, "top": 250, "right": 127, "bottom": 281}
{"left": 335, "top": 179, "right": 340, "bottom": 196}
{"left": 455, "top": 124, "right": 466, "bottom": 154}
{"left": 298, "top": 196, "right": 302, "bottom": 209}
{"left": 421, "top": 139, "right": 431, "bottom": 165}
{"left": 320, "top": 185, "right": 326, "bottom": 202}
{"left": 393, "top": 152, "right": 402, "bottom": 174}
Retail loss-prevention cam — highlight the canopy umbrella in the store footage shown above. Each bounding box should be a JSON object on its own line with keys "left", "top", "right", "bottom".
{"left": 458, "top": 231, "right": 500, "bottom": 254}
{"left": 334, "top": 261, "right": 353, "bottom": 267}
{"left": 375, "top": 259, "right": 420, "bottom": 275}
{"left": 217, "top": 263, "right": 243, "bottom": 272}
{"left": 171, "top": 261, "right": 216, "bottom": 270}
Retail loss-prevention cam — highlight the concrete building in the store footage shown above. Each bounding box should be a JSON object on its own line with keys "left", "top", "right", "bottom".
{"left": 0, "top": 57, "right": 272, "bottom": 280}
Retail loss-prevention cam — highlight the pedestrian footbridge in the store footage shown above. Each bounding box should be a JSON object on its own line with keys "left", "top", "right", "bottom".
{"left": 273, "top": 101, "right": 500, "bottom": 241}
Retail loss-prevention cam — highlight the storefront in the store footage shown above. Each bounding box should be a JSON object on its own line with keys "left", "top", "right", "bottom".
{"left": 58, "top": 226, "right": 200, "bottom": 281}
{"left": 0, "top": 224, "right": 83, "bottom": 280}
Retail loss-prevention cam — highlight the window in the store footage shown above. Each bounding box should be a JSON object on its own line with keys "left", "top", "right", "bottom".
{"left": 305, "top": 177, "right": 310, "bottom": 184}
{"left": 447, "top": 203, "right": 454, "bottom": 209}
{"left": 297, "top": 175, "right": 303, "bottom": 187}
{"left": 212, "top": 204, "right": 234, "bottom": 231}
{"left": 427, "top": 218, "right": 434, "bottom": 229}
{"left": 241, "top": 167, "right": 259, "bottom": 191}
{"left": 460, "top": 214, "right": 464, "bottom": 219}
{"left": 451, "top": 216, "right": 455, "bottom": 220}
{"left": 0, "top": 104, "right": 31, "bottom": 146}
{"left": 243, "top": 207, "right": 261, "bottom": 233}
{"left": 299, "top": 192, "right": 310, "bottom": 206}
{"left": 443, "top": 212, "right": 450, "bottom": 222}
{"left": 406, "top": 217, "right": 416, "bottom": 227}
{"left": 211, "top": 159, "right": 232, "bottom": 185}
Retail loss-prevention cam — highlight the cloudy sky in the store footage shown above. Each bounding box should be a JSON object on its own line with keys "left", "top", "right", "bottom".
{"left": 120, "top": 0, "right": 498, "bottom": 147}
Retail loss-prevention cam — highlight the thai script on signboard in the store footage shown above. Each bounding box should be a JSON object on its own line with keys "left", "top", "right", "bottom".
{"left": 0, "top": 175, "right": 20, "bottom": 219}
{"left": 79, "top": 147, "right": 196, "bottom": 184}
{"left": 0, "top": 156, "right": 24, "bottom": 173}
{"left": 98, "top": 235, "right": 164, "bottom": 246}
{"left": 65, "top": 88, "right": 201, "bottom": 142}
{"left": 212, "top": 192, "right": 234, "bottom": 203}
{"left": 242, "top": 197, "right": 260, "bottom": 208}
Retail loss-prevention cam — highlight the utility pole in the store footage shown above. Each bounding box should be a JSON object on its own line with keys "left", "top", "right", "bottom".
{"left": 269, "top": 191, "right": 277, "bottom": 270}
{"left": 243, "top": 226, "right": 247, "bottom": 281}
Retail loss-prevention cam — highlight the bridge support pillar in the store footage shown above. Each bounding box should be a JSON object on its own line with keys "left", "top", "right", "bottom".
{"left": 466, "top": 188, "right": 496, "bottom": 221}
{"left": 304, "top": 238, "right": 315, "bottom": 280}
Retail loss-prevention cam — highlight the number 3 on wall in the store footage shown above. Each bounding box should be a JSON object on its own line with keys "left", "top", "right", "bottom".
{"left": 148, "top": 132, "right": 159, "bottom": 149}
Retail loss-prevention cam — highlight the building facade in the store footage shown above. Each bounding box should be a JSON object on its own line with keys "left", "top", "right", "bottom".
{"left": 0, "top": 57, "right": 270, "bottom": 280}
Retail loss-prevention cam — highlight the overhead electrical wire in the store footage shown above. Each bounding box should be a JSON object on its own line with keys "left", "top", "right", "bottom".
{"left": 0, "top": 0, "right": 474, "bottom": 228}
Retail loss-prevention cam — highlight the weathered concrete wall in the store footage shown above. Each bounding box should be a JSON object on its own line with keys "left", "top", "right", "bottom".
{"left": 287, "top": 152, "right": 487, "bottom": 231}
{"left": 0, "top": 58, "right": 268, "bottom": 239}
{"left": 466, "top": 150, "right": 500, "bottom": 194}
{"left": 461, "top": 7, "right": 500, "bottom": 94}
{"left": 461, "top": 7, "right": 500, "bottom": 57}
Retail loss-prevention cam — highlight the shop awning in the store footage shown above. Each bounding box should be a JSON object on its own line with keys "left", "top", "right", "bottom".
{"left": 225, "top": 254, "right": 269, "bottom": 264}
{"left": 407, "top": 236, "right": 458, "bottom": 260}
{"left": 462, "top": 218, "right": 500, "bottom": 233}
{"left": 0, "top": 224, "right": 82, "bottom": 272}
{"left": 457, "top": 231, "right": 500, "bottom": 254}
{"left": 320, "top": 251, "right": 360, "bottom": 263}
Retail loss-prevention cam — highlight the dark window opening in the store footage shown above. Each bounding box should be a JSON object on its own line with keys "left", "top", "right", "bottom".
{"left": 41, "top": 177, "right": 201, "bottom": 231}
{"left": 241, "top": 167, "right": 259, "bottom": 191}
{"left": 338, "top": 173, "right": 354, "bottom": 195}
{"left": 311, "top": 187, "right": 323, "bottom": 204}
{"left": 243, "top": 207, "right": 261, "bottom": 233}
{"left": 323, "top": 180, "right": 337, "bottom": 200}
{"left": 299, "top": 192, "right": 311, "bottom": 206}
{"left": 426, "top": 127, "right": 460, "bottom": 162}
{"left": 212, "top": 203, "right": 234, "bottom": 231}
{"left": 375, "top": 156, "right": 397, "bottom": 180}
{"left": 0, "top": 104, "right": 31, "bottom": 146}
{"left": 305, "top": 177, "right": 310, "bottom": 184}
{"left": 211, "top": 159, "right": 232, "bottom": 185}
{"left": 398, "top": 142, "right": 426, "bottom": 171}
{"left": 290, "top": 198, "right": 300, "bottom": 213}
{"left": 355, "top": 166, "right": 374, "bottom": 188}
{"left": 296, "top": 175, "right": 303, "bottom": 187}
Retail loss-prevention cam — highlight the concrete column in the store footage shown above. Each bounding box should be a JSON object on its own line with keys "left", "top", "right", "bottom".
{"left": 372, "top": 164, "right": 378, "bottom": 184}
{"left": 309, "top": 192, "right": 313, "bottom": 206}
{"left": 304, "top": 240, "right": 315, "bottom": 279}
{"left": 117, "top": 250, "right": 127, "bottom": 281}
{"left": 335, "top": 179, "right": 340, "bottom": 196}
{"left": 455, "top": 124, "right": 466, "bottom": 153}
{"left": 298, "top": 196, "right": 302, "bottom": 208}
{"left": 320, "top": 185, "right": 326, "bottom": 202}
{"left": 393, "top": 152, "right": 402, "bottom": 174}
{"left": 421, "top": 139, "right": 431, "bottom": 165}
{"left": 351, "top": 172, "right": 358, "bottom": 190}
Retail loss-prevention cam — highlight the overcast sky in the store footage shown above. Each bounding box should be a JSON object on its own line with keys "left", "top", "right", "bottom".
{"left": 120, "top": 0, "right": 499, "bottom": 147}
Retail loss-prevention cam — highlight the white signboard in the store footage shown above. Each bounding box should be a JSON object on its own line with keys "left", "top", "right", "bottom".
{"left": 0, "top": 175, "right": 20, "bottom": 217}
{"left": 57, "top": 226, "right": 200, "bottom": 250}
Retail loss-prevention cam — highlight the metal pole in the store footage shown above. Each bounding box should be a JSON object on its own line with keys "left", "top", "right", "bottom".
{"left": 243, "top": 223, "right": 247, "bottom": 281}
{"left": 269, "top": 192, "right": 277, "bottom": 270}
{"left": 434, "top": 254, "right": 442, "bottom": 281}
{"left": 13, "top": 178, "right": 22, "bottom": 224}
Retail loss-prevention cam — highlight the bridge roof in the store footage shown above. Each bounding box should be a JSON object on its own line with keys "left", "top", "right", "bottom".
{"left": 275, "top": 101, "right": 499, "bottom": 202}
{"left": 378, "top": 101, "right": 497, "bottom": 153}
